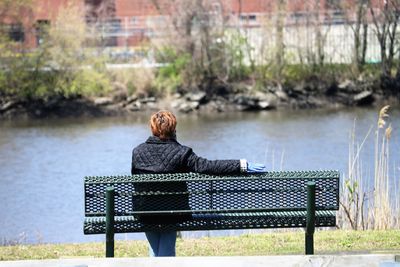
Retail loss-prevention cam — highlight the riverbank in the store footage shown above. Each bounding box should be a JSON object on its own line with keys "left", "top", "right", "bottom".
{"left": 1, "top": 230, "right": 400, "bottom": 260}
{"left": 1, "top": 77, "right": 399, "bottom": 120}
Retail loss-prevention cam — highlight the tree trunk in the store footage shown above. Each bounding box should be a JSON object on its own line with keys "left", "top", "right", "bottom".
{"left": 361, "top": 22, "right": 368, "bottom": 66}
{"left": 354, "top": 0, "right": 364, "bottom": 72}
{"left": 275, "top": 0, "right": 285, "bottom": 80}
{"left": 314, "top": 0, "right": 324, "bottom": 66}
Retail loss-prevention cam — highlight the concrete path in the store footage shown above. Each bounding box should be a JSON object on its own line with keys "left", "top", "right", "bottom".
{"left": 0, "top": 255, "right": 399, "bottom": 267}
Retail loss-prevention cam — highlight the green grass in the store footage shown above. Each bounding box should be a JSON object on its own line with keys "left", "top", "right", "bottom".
{"left": 1, "top": 230, "right": 400, "bottom": 261}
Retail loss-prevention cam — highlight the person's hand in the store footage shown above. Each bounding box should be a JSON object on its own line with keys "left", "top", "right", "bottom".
{"left": 247, "top": 162, "right": 267, "bottom": 173}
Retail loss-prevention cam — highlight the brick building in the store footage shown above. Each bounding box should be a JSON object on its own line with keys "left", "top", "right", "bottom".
{"left": 1, "top": 0, "right": 384, "bottom": 49}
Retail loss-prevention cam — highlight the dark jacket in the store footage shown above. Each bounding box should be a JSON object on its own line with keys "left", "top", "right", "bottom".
{"left": 131, "top": 136, "right": 241, "bottom": 224}
{"left": 131, "top": 136, "right": 241, "bottom": 174}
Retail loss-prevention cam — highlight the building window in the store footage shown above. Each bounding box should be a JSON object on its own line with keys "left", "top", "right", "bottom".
{"left": 240, "top": 14, "right": 256, "bottom": 21}
{"left": 325, "top": 0, "right": 342, "bottom": 10}
{"left": 131, "top": 16, "right": 138, "bottom": 25}
{"left": 290, "top": 11, "right": 307, "bottom": 24}
{"left": 3, "top": 24, "right": 25, "bottom": 42}
{"left": 35, "top": 20, "right": 50, "bottom": 46}
{"left": 108, "top": 19, "right": 121, "bottom": 33}
{"left": 248, "top": 15, "right": 256, "bottom": 21}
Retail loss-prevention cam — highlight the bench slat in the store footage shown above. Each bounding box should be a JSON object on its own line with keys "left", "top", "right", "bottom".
{"left": 84, "top": 210, "right": 336, "bottom": 234}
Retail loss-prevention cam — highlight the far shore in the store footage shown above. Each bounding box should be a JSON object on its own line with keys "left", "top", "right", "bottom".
{"left": 1, "top": 78, "right": 400, "bottom": 120}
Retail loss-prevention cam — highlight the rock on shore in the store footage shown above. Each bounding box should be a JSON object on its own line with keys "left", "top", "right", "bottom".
{"left": 0, "top": 78, "right": 398, "bottom": 119}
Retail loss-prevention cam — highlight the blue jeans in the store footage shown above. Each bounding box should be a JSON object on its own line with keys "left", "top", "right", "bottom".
{"left": 145, "top": 231, "right": 177, "bottom": 257}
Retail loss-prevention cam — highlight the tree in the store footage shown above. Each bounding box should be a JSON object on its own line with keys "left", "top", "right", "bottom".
{"left": 84, "top": 0, "right": 117, "bottom": 47}
{"left": 339, "top": 0, "right": 370, "bottom": 74}
{"left": 275, "top": 0, "right": 286, "bottom": 80}
{"left": 370, "top": 0, "right": 400, "bottom": 79}
{"left": 150, "top": 0, "right": 232, "bottom": 92}
{"left": 354, "top": 0, "right": 370, "bottom": 72}
{"left": 44, "top": 2, "right": 110, "bottom": 97}
{"left": 0, "top": 0, "right": 33, "bottom": 96}
{"left": 308, "top": 0, "right": 332, "bottom": 68}
{"left": 0, "top": 1, "right": 109, "bottom": 99}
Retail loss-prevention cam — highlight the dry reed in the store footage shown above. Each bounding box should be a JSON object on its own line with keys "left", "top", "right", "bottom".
{"left": 373, "top": 105, "right": 392, "bottom": 229}
{"left": 340, "top": 105, "right": 397, "bottom": 230}
{"left": 339, "top": 119, "right": 372, "bottom": 230}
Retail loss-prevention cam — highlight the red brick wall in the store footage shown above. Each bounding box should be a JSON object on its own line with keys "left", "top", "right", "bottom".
{"left": 33, "top": 0, "right": 83, "bottom": 21}
{"left": 20, "top": 0, "right": 85, "bottom": 48}
{"left": 115, "top": 0, "right": 162, "bottom": 17}
{"left": 229, "top": 0, "right": 273, "bottom": 13}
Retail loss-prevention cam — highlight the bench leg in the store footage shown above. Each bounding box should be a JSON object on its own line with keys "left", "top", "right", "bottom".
{"left": 106, "top": 187, "right": 115, "bottom": 258}
{"left": 305, "top": 182, "right": 316, "bottom": 255}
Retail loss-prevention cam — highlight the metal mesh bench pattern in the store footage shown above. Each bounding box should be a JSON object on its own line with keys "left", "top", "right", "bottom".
{"left": 84, "top": 210, "right": 336, "bottom": 234}
{"left": 84, "top": 171, "right": 339, "bottom": 234}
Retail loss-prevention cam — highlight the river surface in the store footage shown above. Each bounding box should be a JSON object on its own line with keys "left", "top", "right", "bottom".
{"left": 0, "top": 107, "right": 399, "bottom": 244}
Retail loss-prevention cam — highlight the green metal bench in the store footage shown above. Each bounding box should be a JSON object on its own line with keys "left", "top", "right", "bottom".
{"left": 83, "top": 170, "right": 340, "bottom": 257}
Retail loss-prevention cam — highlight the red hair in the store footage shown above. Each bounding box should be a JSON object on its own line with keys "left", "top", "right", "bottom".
{"left": 150, "top": 110, "right": 177, "bottom": 140}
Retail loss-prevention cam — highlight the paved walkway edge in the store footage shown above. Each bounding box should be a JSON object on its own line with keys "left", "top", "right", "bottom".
{"left": 0, "top": 254, "right": 399, "bottom": 267}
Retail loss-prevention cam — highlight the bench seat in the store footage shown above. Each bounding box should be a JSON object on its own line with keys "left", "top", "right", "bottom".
{"left": 84, "top": 210, "right": 336, "bottom": 234}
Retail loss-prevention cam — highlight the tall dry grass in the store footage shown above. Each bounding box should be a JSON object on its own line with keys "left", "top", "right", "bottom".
{"left": 339, "top": 119, "right": 371, "bottom": 230}
{"left": 373, "top": 105, "right": 393, "bottom": 229}
{"left": 109, "top": 68, "right": 156, "bottom": 96}
{"left": 340, "top": 105, "right": 398, "bottom": 230}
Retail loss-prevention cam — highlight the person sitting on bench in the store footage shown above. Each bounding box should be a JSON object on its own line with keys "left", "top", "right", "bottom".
{"left": 131, "top": 110, "right": 266, "bottom": 257}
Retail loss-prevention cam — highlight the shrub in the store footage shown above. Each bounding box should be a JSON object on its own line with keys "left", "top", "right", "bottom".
{"left": 155, "top": 48, "right": 190, "bottom": 94}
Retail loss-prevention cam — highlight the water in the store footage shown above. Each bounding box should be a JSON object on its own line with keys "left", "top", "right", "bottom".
{"left": 0, "top": 107, "right": 399, "bottom": 244}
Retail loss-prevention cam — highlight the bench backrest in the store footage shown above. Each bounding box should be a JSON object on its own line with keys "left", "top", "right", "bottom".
{"left": 84, "top": 170, "right": 339, "bottom": 217}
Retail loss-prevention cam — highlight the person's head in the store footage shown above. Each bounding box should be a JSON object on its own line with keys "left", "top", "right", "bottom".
{"left": 150, "top": 110, "right": 177, "bottom": 140}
